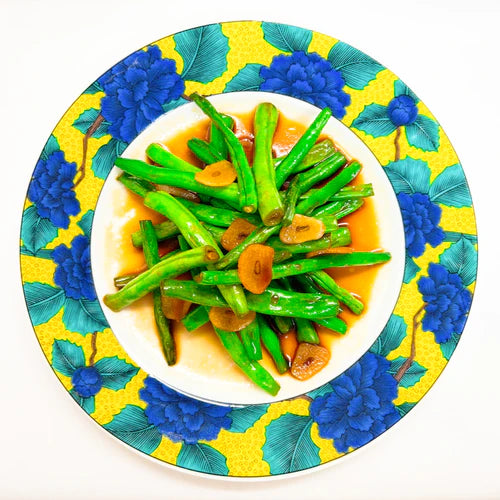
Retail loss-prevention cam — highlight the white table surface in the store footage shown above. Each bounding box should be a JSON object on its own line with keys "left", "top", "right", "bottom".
{"left": 3, "top": 0, "right": 499, "bottom": 498}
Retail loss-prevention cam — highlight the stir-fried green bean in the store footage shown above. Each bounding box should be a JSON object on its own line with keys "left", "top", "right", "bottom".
{"left": 213, "top": 327, "right": 279, "bottom": 396}
{"left": 282, "top": 176, "right": 301, "bottom": 226}
{"left": 258, "top": 315, "right": 288, "bottom": 374}
{"left": 253, "top": 103, "right": 284, "bottom": 225}
{"left": 187, "top": 137, "right": 224, "bottom": 165}
{"left": 144, "top": 191, "right": 249, "bottom": 317}
{"left": 240, "top": 318, "right": 262, "bottom": 361}
{"left": 296, "top": 161, "right": 362, "bottom": 215}
{"left": 197, "top": 251, "right": 389, "bottom": 286}
{"left": 117, "top": 173, "right": 156, "bottom": 198}
{"left": 181, "top": 305, "right": 210, "bottom": 332}
{"left": 312, "top": 198, "right": 364, "bottom": 219}
{"left": 190, "top": 93, "right": 258, "bottom": 213}
{"left": 115, "top": 157, "right": 240, "bottom": 206}
{"left": 103, "top": 246, "right": 219, "bottom": 312}
{"left": 275, "top": 107, "right": 332, "bottom": 188}
{"left": 296, "top": 152, "right": 347, "bottom": 194}
{"left": 140, "top": 220, "right": 176, "bottom": 365}
{"left": 209, "top": 114, "right": 233, "bottom": 159}
{"left": 146, "top": 143, "right": 201, "bottom": 173}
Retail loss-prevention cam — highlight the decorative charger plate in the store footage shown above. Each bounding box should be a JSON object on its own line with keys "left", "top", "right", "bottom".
{"left": 20, "top": 21, "right": 477, "bottom": 477}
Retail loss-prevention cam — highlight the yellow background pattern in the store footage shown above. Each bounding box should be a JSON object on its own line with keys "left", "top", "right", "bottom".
{"left": 20, "top": 21, "right": 476, "bottom": 477}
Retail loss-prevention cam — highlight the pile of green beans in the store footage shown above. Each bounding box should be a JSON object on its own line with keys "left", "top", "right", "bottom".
{"left": 107, "top": 96, "right": 392, "bottom": 395}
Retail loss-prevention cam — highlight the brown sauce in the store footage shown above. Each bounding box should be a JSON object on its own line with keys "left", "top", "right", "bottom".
{"left": 115, "top": 110, "right": 381, "bottom": 370}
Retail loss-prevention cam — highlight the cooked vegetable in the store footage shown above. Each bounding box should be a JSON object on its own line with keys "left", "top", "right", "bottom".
{"left": 279, "top": 214, "right": 326, "bottom": 244}
{"left": 296, "top": 161, "right": 362, "bottom": 215}
{"left": 214, "top": 225, "right": 280, "bottom": 270}
{"left": 296, "top": 152, "right": 346, "bottom": 194}
{"left": 282, "top": 176, "right": 301, "bottom": 226}
{"left": 181, "top": 305, "right": 210, "bottom": 332}
{"left": 106, "top": 100, "right": 393, "bottom": 394}
{"left": 140, "top": 220, "right": 176, "bottom": 365}
{"left": 275, "top": 107, "right": 332, "bottom": 188}
{"left": 280, "top": 278, "right": 319, "bottom": 345}
{"left": 253, "top": 103, "right": 284, "bottom": 225}
{"left": 209, "top": 114, "right": 233, "bottom": 159}
{"left": 312, "top": 198, "right": 364, "bottom": 219}
{"left": 208, "top": 307, "right": 256, "bottom": 332}
{"left": 146, "top": 143, "right": 201, "bottom": 173}
{"left": 310, "top": 270, "right": 364, "bottom": 314}
{"left": 195, "top": 251, "right": 391, "bottom": 285}
{"left": 143, "top": 191, "right": 249, "bottom": 317}
{"left": 115, "top": 157, "right": 240, "bottom": 206}
{"left": 291, "top": 343, "right": 330, "bottom": 380}
{"left": 221, "top": 218, "right": 257, "bottom": 251}
{"left": 103, "top": 245, "right": 219, "bottom": 312}
{"left": 117, "top": 173, "right": 156, "bottom": 198}
{"left": 195, "top": 160, "right": 237, "bottom": 187}
{"left": 258, "top": 315, "right": 288, "bottom": 374}
{"left": 191, "top": 93, "right": 258, "bottom": 213}
{"left": 237, "top": 244, "right": 274, "bottom": 294}
{"left": 240, "top": 319, "right": 262, "bottom": 361}
{"left": 213, "top": 327, "right": 280, "bottom": 396}
{"left": 187, "top": 137, "right": 224, "bottom": 165}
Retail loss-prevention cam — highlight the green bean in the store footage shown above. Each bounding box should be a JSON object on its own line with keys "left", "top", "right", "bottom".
{"left": 330, "top": 184, "right": 374, "bottom": 201}
{"left": 210, "top": 198, "right": 237, "bottom": 211}
{"left": 273, "top": 139, "right": 336, "bottom": 173}
{"left": 181, "top": 305, "right": 210, "bottom": 332}
{"left": 214, "top": 225, "right": 280, "bottom": 270}
{"left": 267, "top": 233, "right": 334, "bottom": 255}
{"left": 279, "top": 278, "right": 319, "bottom": 345}
{"left": 144, "top": 191, "right": 249, "bottom": 317}
{"left": 240, "top": 318, "right": 262, "bottom": 361}
{"left": 296, "top": 152, "right": 346, "bottom": 194}
{"left": 140, "top": 220, "right": 176, "bottom": 365}
{"left": 187, "top": 138, "right": 224, "bottom": 165}
{"left": 317, "top": 216, "right": 338, "bottom": 233}
{"left": 103, "top": 246, "right": 219, "bottom": 312}
{"left": 196, "top": 251, "right": 390, "bottom": 285}
{"left": 162, "top": 281, "right": 338, "bottom": 319}
{"left": 275, "top": 107, "right": 332, "bottom": 188}
{"left": 258, "top": 315, "right": 288, "bottom": 374}
{"left": 130, "top": 219, "right": 224, "bottom": 248}
{"left": 113, "top": 250, "right": 182, "bottom": 288}
{"left": 177, "top": 199, "right": 260, "bottom": 227}
{"left": 309, "top": 270, "right": 364, "bottom": 314}
{"left": 146, "top": 143, "right": 201, "bottom": 173}
{"left": 301, "top": 184, "right": 372, "bottom": 199}
{"left": 209, "top": 114, "right": 233, "bottom": 159}
{"left": 213, "top": 327, "right": 279, "bottom": 396}
{"left": 273, "top": 250, "right": 293, "bottom": 263}
{"left": 190, "top": 93, "right": 258, "bottom": 213}
{"left": 253, "top": 103, "right": 284, "bottom": 226}
{"left": 282, "top": 176, "right": 301, "bottom": 226}
{"left": 115, "top": 157, "right": 240, "bottom": 206}
{"left": 312, "top": 199, "right": 364, "bottom": 219}
{"left": 293, "top": 275, "right": 348, "bottom": 335}
{"left": 117, "top": 173, "right": 156, "bottom": 198}
{"left": 247, "top": 287, "right": 339, "bottom": 319}
{"left": 273, "top": 315, "right": 294, "bottom": 334}
{"left": 315, "top": 316, "right": 348, "bottom": 334}
{"left": 162, "top": 280, "right": 227, "bottom": 307}
{"left": 296, "top": 161, "right": 362, "bottom": 215}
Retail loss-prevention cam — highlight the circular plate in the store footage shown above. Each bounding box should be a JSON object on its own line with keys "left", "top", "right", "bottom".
{"left": 20, "top": 21, "right": 477, "bottom": 477}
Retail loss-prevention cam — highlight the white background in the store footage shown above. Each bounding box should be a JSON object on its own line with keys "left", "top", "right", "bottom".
{"left": 2, "top": 0, "right": 499, "bottom": 498}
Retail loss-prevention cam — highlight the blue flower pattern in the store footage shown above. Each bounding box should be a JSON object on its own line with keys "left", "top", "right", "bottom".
{"left": 398, "top": 192, "right": 445, "bottom": 258}
{"left": 72, "top": 366, "right": 103, "bottom": 397}
{"left": 310, "top": 353, "right": 400, "bottom": 453}
{"left": 28, "top": 150, "right": 80, "bottom": 229}
{"left": 53, "top": 235, "right": 96, "bottom": 301}
{"left": 417, "top": 263, "right": 472, "bottom": 344}
{"left": 140, "top": 377, "right": 232, "bottom": 444}
{"left": 98, "top": 45, "right": 184, "bottom": 144}
{"left": 387, "top": 95, "right": 418, "bottom": 126}
{"left": 260, "top": 51, "right": 351, "bottom": 119}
